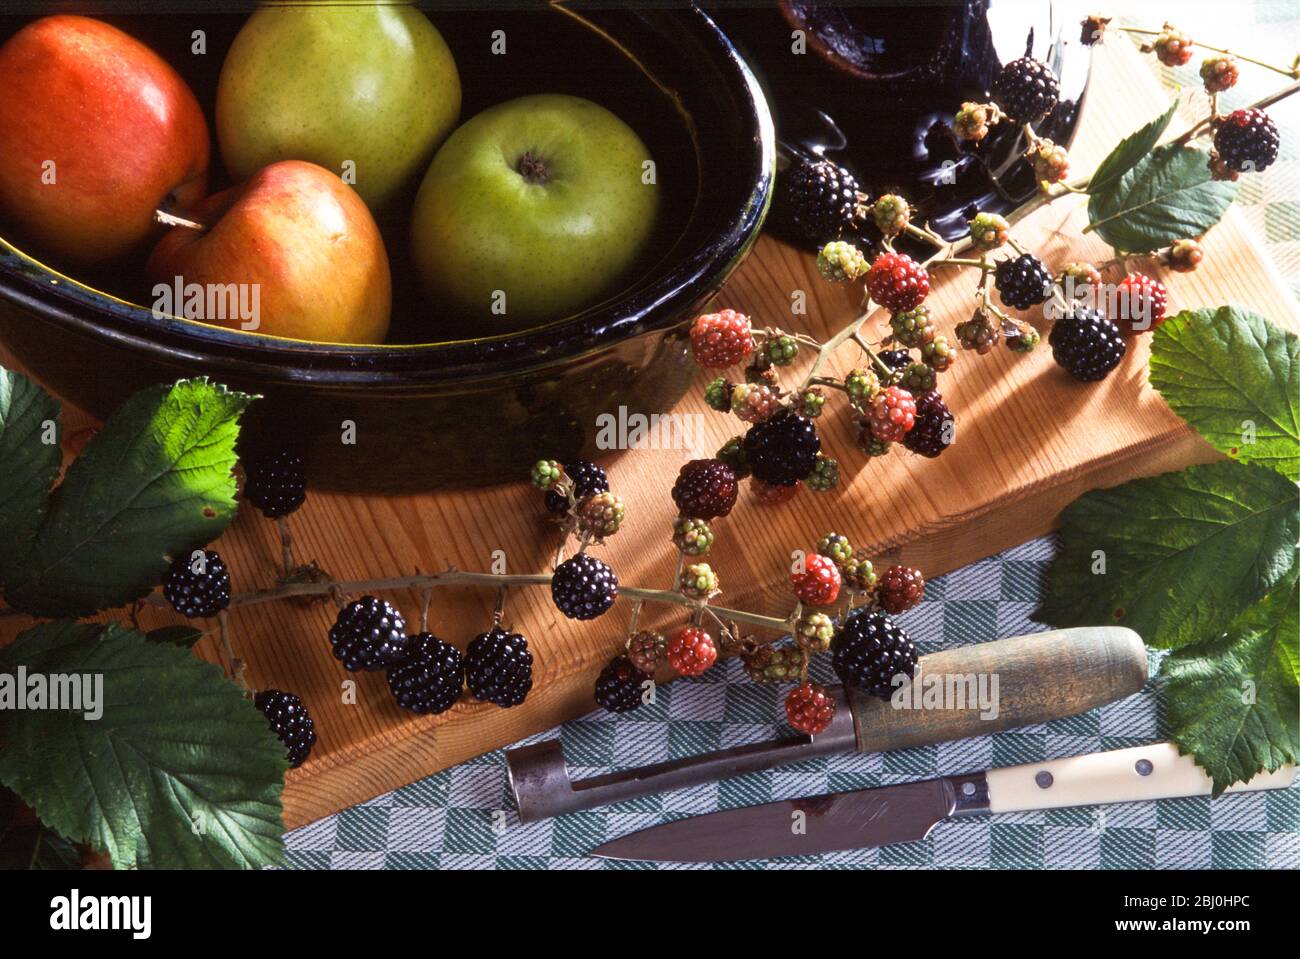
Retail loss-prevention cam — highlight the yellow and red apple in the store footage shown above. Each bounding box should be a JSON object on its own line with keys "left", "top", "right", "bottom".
{"left": 147, "top": 161, "right": 391, "bottom": 344}
{"left": 0, "top": 15, "right": 210, "bottom": 265}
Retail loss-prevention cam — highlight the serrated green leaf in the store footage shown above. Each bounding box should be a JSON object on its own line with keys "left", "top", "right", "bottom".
{"left": 1036, "top": 460, "right": 1298, "bottom": 648}
{"left": 3, "top": 379, "right": 253, "bottom": 618}
{"left": 1087, "top": 101, "right": 1178, "bottom": 196}
{"left": 0, "top": 621, "right": 286, "bottom": 869}
{"left": 1086, "top": 143, "right": 1238, "bottom": 253}
{"left": 1150, "top": 306, "right": 1300, "bottom": 480}
{"left": 144, "top": 625, "right": 204, "bottom": 648}
{"left": 0, "top": 367, "right": 61, "bottom": 583}
{"left": 1162, "top": 563, "right": 1299, "bottom": 797}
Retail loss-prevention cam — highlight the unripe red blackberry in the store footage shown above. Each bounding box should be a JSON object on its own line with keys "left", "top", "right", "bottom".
{"left": 667, "top": 625, "right": 717, "bottom": 676}
{"left": 867, "top": 252, "right": 929, "bottom": 311}
{"left": 785, "top": 682, "right": 836, "bottom": 735}
{"left": 878, "top": 565, "right": 925, "bottom": 614}
{"left": 626, "top": 630, "right": 668, "bottom": 674}
{"left": 671, "top": 458, "right": 739, "bottom": 519}
{"left": 867, "top": 386, "right": 916, "bottom": 443}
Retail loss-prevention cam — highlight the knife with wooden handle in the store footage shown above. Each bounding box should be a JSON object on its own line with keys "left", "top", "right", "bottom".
{"left": 508, "top": 626, "right": 1148, "bottom": 821}
{"left": 593, "top": 743, "right": 1298, "bottom": 862}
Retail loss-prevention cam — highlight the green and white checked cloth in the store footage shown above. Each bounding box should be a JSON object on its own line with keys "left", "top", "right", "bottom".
{"left": 285, "top": 8, "right": 1300, "bottom": 870}
{"left": 283, "top": 536, "right": 1300, "bottom": 870}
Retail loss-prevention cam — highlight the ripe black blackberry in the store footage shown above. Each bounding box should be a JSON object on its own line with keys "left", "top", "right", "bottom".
{"left": 777, "top": 155, "right": 864, "bottom": 247}
{"left": 163, "top": 549, "right": 231, "bottom": 619}
{"left": 994, "top": 253, "right": 1054, "bottom": 310}
{"left": 742, "top": 410, "right": 821, "bottom": 487}
{"left": 465, "top": 626, "right": 533, "bottom": 707}
{"left": 545, "top": 460, "right": 609, "bottom": 515}
{"left": 254, "top": 689, "right": 316, "bottom": 768}
{"left": 902, "top": 391, "right": 954, "bottom": 458}
{"left": 830, "top": 608, "right": 918, "bottom": 700}
{"left": 386, "top": 632, "right": 464, "bottom": 715}
{"left": 991, "top": 56, "right": 1060, "bottom": 123}
{"left": 551, "top": 553, "right": 618, "bottom": 620}
{"left": 243, "top": 450, "right": 306, "bottom": 519}
{"left": 329, "top": 596, "right": 409, "bottom": 671}
{"left": 1213, "top": 108, "right": 1280, "bottom": 173}
{"left": 594, "top": 655, "right": 649, "bottom": 713}
{"left": 1049, "top": 308, "right": 1126, "bottom": 382}
{"left": 877, "top": 349, "right": 913, "bottom": 374}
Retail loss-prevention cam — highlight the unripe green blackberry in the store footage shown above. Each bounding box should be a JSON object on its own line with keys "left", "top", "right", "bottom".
{"left": 844, "top": 367, "right": 880, "bottom": 405}
{"left": 855, "top": 423, "right": 891, "bottom": 458}
{"left": 1006, "top": 324, "right": 1041, "bottom": 353}
{"left": 742, "top": 643, "right": 804, "bottom": 684}
{"left": 766, "top": 332, "right": 801, "bottom": 366}
{"left": 577, "top": 491, "right": 625, "bottom": 539}
{"left": 796, "top": 612, "right": 836, "bottom": 652}
{"left": 969, "top": 212, "right": 1009, "bottom": 251}
{"left": 679, "top": 562, "right": 719, "bottom": 599}
{"left": 953, "top": 101, "right": 998, "bottom": 142}
{"left": 921, "top": 335, "right": 955, "bottom": 373}
{"left": 816, "top": 532, "right": 853, "bottom": 565}
{"left": 1028, "top": 138, "right": 1069, "bottom": 185}
{"left": 1166, "top": 238, "right": 1204, "bottom": 274}
{"left": 716, "top": 436, "right": 751, "bottom": 478}
{"left": 842, "top": 554, "right": 878, "bottom": 593}
{"left": 671, "top": 517, "right": 714, "bottom": 556}
{"left": 806, "top": 454, "right": 840, "bottom": 492}
{"left": 955, "top": 312, "right": 997, "bottom": 355}
{"left": 704, "top": 377, "right": 733, "bottom": 412}
{"left": 889, "top": 306, "right": 935, "bottom": 347}
{"left": 816, "top": 241, "right": 867, "bottom": 282}
{"left": 531, "top": 459, "right": 562, "bottom": 490}
{"left": 900, "top": 362, "right": 936, "bottom": 393}
{"left": 872, "top": 194, "right": 910, "bottom": 237}
{"left": 796, "top": 387, "right": 826, "bottom": 419}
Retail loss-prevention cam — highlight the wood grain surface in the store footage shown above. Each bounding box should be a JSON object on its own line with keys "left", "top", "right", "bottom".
{"left": 2, "top": 38, "right": 1298, "bottom": 831}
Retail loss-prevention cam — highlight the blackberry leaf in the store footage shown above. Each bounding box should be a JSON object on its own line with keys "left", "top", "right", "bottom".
{"left": 1086, "top": 101, "right": 1177, "bottom": 196}
{"left": 1149, "top": 307, "right": 1299, "bottom": 481}
{"left": 0, "top": 367, "right": 61, "bottom": 585}
{"left": 1161, "top": 564, "right": 1299, "bottom": 797}
{"left": 1035, "top": 460, "right": 1298, "bottom": 649}
{"left": 0, "top": 622, "right": 286, "bottom": 869}
{"left": 3, "top": 379, "right": 254, "bottom": 618}
{"left": 1087, "top": 143, "right": 1237, "bottom": 254}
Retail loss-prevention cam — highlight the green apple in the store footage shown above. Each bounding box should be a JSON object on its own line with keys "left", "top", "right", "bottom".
{"left": 410, "top": 94, "right": 659, "bottom": 328}
{"left": 216, "top": 2, "right": 460, "bottom": 210}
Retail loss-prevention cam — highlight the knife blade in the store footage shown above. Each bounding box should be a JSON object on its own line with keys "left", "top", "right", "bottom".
{"left": 593, "top": 742, "right": 1297, "bottom": 863}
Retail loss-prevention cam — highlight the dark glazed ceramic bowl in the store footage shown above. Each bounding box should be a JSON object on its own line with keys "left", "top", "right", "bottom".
{"left": 0, "top": 4, "right": 775, "bottom": 491}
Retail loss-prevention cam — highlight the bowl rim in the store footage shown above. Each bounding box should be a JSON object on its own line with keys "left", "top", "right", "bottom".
{"left": 0, "top": 5, "right": 776, "bottom": 387}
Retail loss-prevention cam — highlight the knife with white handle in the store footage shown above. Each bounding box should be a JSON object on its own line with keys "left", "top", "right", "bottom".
{"left": 593, "top": 743, "right": 1297, "bottom": 862}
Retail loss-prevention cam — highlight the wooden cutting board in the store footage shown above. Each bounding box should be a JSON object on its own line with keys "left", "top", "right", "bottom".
{"left": 2, "top": 38, "right": 1297, "bottom": 830}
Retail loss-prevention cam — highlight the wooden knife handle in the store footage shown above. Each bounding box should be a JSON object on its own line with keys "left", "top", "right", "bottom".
{"left": 986, "top": 742, "right": 1296, "bottom": 812}
{"left": 849, "top": 626, "right": 1147, "bottom": 752}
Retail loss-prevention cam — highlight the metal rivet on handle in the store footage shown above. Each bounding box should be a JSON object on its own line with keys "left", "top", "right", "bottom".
{"left": 1035, "top": 771, "right": 1054, "bottom": 789}
{"left": 962, "top": 782, "right": 976, "bottom": 796}
{"left": 1135, "top": 759, "right": 1154, "bottom": 776}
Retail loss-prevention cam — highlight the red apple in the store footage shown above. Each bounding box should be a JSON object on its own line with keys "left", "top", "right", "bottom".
{"left": 0, "top": 15, "right": 209, "bottom": 264}
{"left": 147, "top": 160, "right": 391, "bottom": 344}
